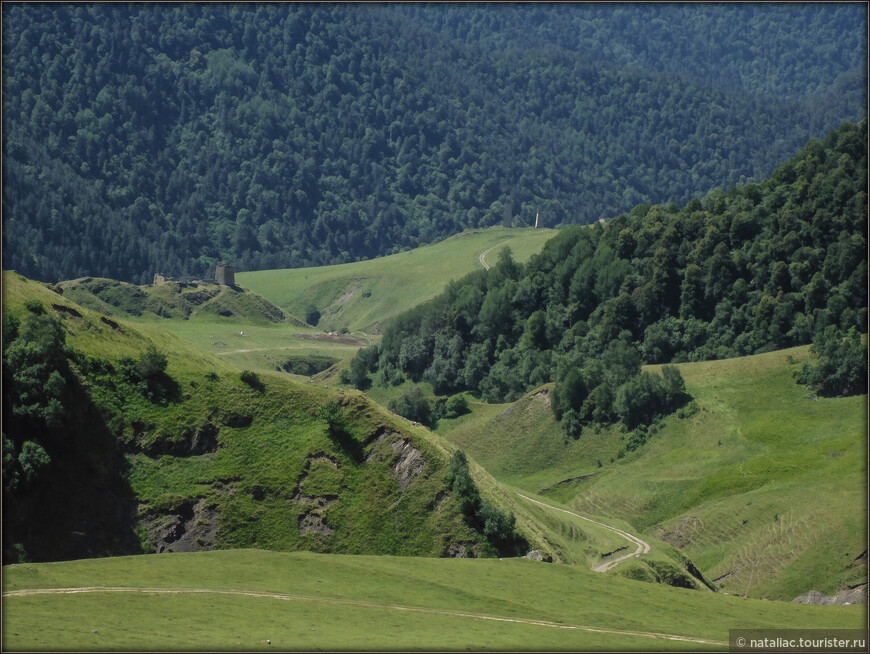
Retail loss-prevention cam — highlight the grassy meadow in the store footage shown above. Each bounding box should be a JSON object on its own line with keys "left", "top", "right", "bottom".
{"left": 237, "top": 226, "right": 557, "bottom": 333}
{"left": 436, "top": 345, "right": 867, "bottom": 601}
{"left": 51, "top": 227, "right": 559, "bottom": 378}
{"left": 2, "top": 223, "right": 866, "bottom": 651}
{"left": 132, "top": 316, "right": 361, "bottom": 379}
{"left": 4, "top": 549, "right": 865, "bottom": 652}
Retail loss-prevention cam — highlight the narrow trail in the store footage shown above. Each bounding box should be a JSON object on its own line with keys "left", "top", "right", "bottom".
{"left": 516, "top": 493, "right": 651, "bottom": 572}
{"left": 2, "top": 586, "right": 726, "bottom": 646}
{"left": 478, "top": 243, "right": 501, "bottom": 270}
{"left": 351, "top": 331, "right": 373, "bottom": 345}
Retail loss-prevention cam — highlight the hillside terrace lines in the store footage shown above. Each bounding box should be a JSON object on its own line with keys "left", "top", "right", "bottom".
{"left": 516, "top": 493, "right": 651, "bottom": 572}
{"left": 1, "top": 586, "right": 728, "bottom": 647}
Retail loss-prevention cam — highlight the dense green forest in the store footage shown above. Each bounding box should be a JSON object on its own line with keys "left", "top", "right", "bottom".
{"left": 351, "top": 121, "right": 867, "bottom": 434}
{"left": 400, "top": 3, "right": 867, "bottom": 100}
{"left": 2, "top": 3, "right": 866, "bottom": 283}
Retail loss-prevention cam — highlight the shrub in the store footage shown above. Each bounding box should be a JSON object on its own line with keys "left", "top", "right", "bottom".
{"left": 137, "top": 345, "right": 168, "bottom": 379}
{"left": 240, "top": 370, "right": 265, "bottom": 392}
{"left": 444, "top": 450, "right": 527, "bottom": 555}
{"left": 305, "top": 305, "right": 321, "bottom": 326}
{"left": 3, "top": 312, "right": 69, "bottom": 426}
{"left": 345, "top": 346, "right": 378, "bottom": 390}
{"left": 444, "top": 394, "right": 469, "bottom": 419}
{"left": 798, "top": 326, "right": 867, "bottom": 396}
{"left": 445, "top": 451, "right": 480, "bottom": 517}
{"left": 318, "top": 399, "right": 346, "bottom": 434}
{"left": 387, "top": 386, "right": 432, "bottom": 424}
{"left": 317, "top": 399, "right": 362, "bottom": 460}
{"left": 18, "top": 440, "right": 51, "bottom": 485}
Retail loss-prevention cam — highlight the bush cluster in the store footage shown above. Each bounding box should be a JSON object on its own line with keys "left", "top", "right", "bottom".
{"left": 444, "top": 451, "right": 527, "bottom": 556}
{"left": 354, "top": 120, "right": 867, "bottom": 445}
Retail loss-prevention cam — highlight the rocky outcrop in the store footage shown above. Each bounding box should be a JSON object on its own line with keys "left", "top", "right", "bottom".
{"left": 133, "top": 423, "right": 219, "bottom": 457}
{"left": 365, "top": 429, "right": 426, "bottom": 491}
{"left": 793, "top": 585, "right": 866, "bottom": 605}
{"left": 444, "top": 541, "right": 474, "bottom": 558}
{"left": 290, "top": 452, "right": 342, "bottom": 537}
{"left": 524, "top": 549, "right": 553, "bottom": 562}
{"left": 389, "top": 438, "right": 426, "bottom": 491}
{"left": 298, "top": 510, "right": 333, "bottom": 535}
{"left": 142, "top": 498, "right": 219, "bottom": 553}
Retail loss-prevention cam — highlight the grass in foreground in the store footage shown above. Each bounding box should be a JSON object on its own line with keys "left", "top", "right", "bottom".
{"left": 3, "top": 550, "right": 865, "bottom": 651}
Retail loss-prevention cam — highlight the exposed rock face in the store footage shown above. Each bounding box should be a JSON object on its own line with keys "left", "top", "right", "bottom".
{"left": 429, "top": 491, "right": 450, "bottom": 513}
{"left": 793, "top": 585, "right": 866, "bottom": 605}
{"left": 444, "top": 542, "right": 473, "bottom": 558}
{"left": 524, "top": 549, "right": 553, "bottom": 562}
{"left": 186, "top": 423, "right": 219, "bottom": 455}
{"left": 290, "top": 452, "right": 341, "bottom": 537}
{"left": 142, "top": 498, "right": 219, "bottom": 553}
{"left": 389, "top": 438, "right": 425, "bottom": 490}
{"left": 135, "top": 423, "right": 220, "bottom": 457}
{"left": 365, "top": 429, "right": 427, "bottom": 491}
{"left": 51, "top": 303, "right": 82, "bottom": 318}
{"left": 298, "top": 510, "right": 333, "bottom": 535}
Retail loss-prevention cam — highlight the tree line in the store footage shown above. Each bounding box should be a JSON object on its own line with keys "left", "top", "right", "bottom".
{"left": 347, "top": 121, "right": 867, "bottom": 435}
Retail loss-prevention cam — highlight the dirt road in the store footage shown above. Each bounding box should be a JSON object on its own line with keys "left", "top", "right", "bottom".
{"left": 478, "top": 244, "right": 499, "bottom": 270}
{"left": 3, "top": 586, "right": 725, "bottom": 646}
{"left": 516, "top": 493, "right": 651, "bottom": 572}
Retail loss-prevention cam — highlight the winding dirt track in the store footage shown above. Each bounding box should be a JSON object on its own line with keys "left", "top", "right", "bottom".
{"left": 516, "top": 493, "right": 651, "bottom": 572}
{"left": 2, "top": 586, "right": 726, "bottom": 646}
{"left": 478, "top": 244, "right": 500, "bottom": 270}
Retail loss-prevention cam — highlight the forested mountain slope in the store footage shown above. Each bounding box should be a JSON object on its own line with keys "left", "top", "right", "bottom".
{"left": 352, "top": 121, "right": 867, "bottom": 422}
{"left": 2, "top": 3, "right": 866, "bottom": 283}
{"left": 401, "top": 3, "right": 867, "bottom": 100}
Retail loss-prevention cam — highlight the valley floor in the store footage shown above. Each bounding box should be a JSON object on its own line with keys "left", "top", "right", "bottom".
{"left": 3, "top": 550, "right": 865, "bottom": 651}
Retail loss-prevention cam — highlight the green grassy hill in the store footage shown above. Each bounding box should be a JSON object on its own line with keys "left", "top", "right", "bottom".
{"left": 47, "top": 227, "right": 558, "bottom": 380}
{"left": 238, "top": 227, "right": 557, "bottom": 334}
{"left": 2, "top": 270, "right": 709, "bottom": 584}
{"left": 436, "top": 346, "right": 867, "bottom": 601}
{"left": 3, "top": 549, "right": 864, "bottom": 651}
{"left": 2, "top": 272, "right": 507, "bottom": 563}
{"left": 56, "top": 276, "right": 302, "bottom": 325}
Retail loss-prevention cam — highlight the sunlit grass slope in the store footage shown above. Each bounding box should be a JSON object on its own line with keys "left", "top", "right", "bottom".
{"left": 437, "top": 345, "right": 867, "bottom": 601}
{"left": 238, "top": 226, "right": 557, "bottom": 333}
{"left": 3, "top": 550, "right": 864, "bottom": 652}
{"left": 50, "top": 228, "right": 557, "bottom": 377}
{"left": 1, "top": 272, "right": 492, "bottom": 560}
{"left": 130, "top": 317, "right": 361, "bottom": 378}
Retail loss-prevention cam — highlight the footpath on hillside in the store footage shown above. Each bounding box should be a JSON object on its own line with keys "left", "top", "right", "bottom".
{"left": 2, "top": 586, "right": 726, "bottom": 646}
{"left": 515, "top": 492, "right": 651, "bottom": 571}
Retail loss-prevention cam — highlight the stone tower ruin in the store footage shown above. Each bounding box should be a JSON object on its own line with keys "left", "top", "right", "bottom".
{"left": 215, "top": 264, "right": 235, "bottom": 287}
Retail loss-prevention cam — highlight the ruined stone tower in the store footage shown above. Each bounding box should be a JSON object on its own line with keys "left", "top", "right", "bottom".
{"left": 502, "top": 194, "right": 513, "bottom": 228}
{"left": 215, "top": 264, "right": 235, "bottom": 287}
